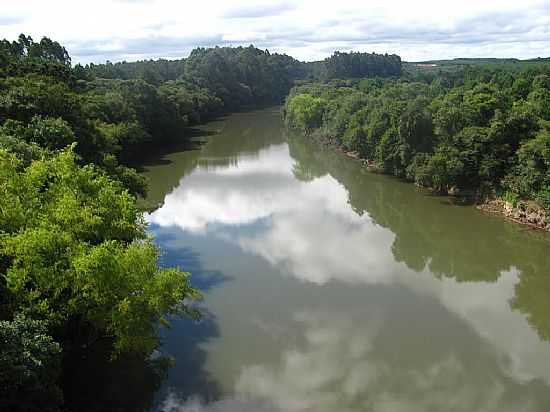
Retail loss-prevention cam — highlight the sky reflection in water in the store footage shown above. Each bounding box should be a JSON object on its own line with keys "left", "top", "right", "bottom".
{"left": 144, "top": 109, "right": 550, "bottom": 412}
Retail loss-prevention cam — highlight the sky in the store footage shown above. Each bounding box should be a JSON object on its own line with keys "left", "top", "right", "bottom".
{"left": 1, "top": 0, "right": 550, "bottom": 64}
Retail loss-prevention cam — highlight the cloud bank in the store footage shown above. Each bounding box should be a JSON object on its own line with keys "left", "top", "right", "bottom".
{"left": 1, "top": 0, "right": 549, "bottom": 63}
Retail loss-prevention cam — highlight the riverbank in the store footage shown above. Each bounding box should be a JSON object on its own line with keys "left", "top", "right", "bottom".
{"left": 477, "top": 199, "right": 550, "bottom": 232}
{"left": 294, "top": 129, "right": 550, "bottom": 233}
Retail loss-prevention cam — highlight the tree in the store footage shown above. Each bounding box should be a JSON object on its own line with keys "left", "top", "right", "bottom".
{"left": 505, "top": 125, "right": 550, "bottom": 208}
{"left": 285, "top": 94, "right": 326, "bottom": 131}
{"left": 0, "top": 148, "right": 200, "bottom": 355}
{"left": 284, "top": 63, "right": 550, "bottom": 205}
{"left": 0, "top": 314, "right": 63, "bottom": 412}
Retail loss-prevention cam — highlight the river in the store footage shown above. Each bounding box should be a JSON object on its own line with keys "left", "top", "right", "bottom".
{"left": 139, "top": 107, "right": 550, "bottom": 412}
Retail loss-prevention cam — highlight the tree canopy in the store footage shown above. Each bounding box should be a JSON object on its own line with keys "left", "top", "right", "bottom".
{"left": 284, "top": 65, "right": 550, "bottom": 213}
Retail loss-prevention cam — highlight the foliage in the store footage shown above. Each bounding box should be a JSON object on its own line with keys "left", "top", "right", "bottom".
{"left": 0, "top": 36, "right": 310, "bottom": 199}
{"left": 285, "top": 94, "right": 327, "bottom": 131}
{"left": 86, "top": 45, "right": 307, "bottom": 119}
{"left": 0, "top": 314, "right": 63, "bottom": 412}
{"left": 321, "top": 51, "right": 402, "bottom": 79}
{"left": 0, "top": 148, "right": 200, "bottom": 355}
{"left": 504, "top": 124, "right": 550, "bottom": 205}
{"left": 284, "top": 64, "right": 550, "bottom": 210}
{"left": 0, "top": 35, "right": 214, "bottom": 410}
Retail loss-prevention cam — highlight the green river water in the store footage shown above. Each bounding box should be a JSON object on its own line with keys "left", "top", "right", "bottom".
{"left": 139, "top": 107, "right": 550, "bottom": 412}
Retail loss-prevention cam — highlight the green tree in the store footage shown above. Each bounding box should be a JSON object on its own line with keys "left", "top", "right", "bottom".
{"left": 0, "top": 314, "right": 63, "bottom": 412}
{"left": 0, "top": 148, "right": 200, "bottom": 355}
{"left": 285, "top": 94, "right": 326, "bottom": 131}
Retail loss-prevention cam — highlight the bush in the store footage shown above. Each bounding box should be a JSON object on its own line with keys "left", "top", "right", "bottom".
{"left": 285, "top": 94, "right": 327, "bottom": 131}
{"left": 0, "top": 314, "right": 63, "bottom": 412}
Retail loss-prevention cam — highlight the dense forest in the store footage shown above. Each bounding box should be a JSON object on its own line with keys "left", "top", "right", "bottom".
{"left": 0, "top": 35, "right": 204, "bottom": 412}
{"left": 284, "top": 64, "right": 550, "bottom": 227}
{"left": 309, "top": 51, "right": 402, "bottom": 80}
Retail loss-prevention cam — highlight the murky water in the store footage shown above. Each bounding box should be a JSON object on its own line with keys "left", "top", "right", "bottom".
{"left": 141, "top": 107, "right": 550, "bottom": 412}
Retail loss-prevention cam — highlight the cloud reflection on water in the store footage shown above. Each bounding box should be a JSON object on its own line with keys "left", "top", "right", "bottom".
{"left": 159, "top": 306, "right": 550, "bottom": 412}
{"left": 147, "top": 138, "right": 550, "bottom": 411}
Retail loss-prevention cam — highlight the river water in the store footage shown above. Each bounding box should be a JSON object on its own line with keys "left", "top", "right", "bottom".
{"left": 140, "top": 107, "right": 550, "bottom": 412}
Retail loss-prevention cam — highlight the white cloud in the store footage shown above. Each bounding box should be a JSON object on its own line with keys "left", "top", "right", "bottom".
{"left": 1, "top": 0, "right": 549, "bottom": 63}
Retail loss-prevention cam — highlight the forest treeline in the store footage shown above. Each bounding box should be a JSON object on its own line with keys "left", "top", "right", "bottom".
{"left": 284, "top": 65, "right": 550, "bottom": 217}
{"left": 0, "top": 34, "right": 401, "bottom": 411}
{"left": 85, "top": 48, "right": 401, "bottom": 84}
{"left": 0, "top": 35, "right": 203, "bottom": 412}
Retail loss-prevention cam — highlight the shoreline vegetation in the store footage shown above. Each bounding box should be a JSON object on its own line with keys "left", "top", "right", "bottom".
{"left": 1, "top": 32, "right": 550, "bottom": 411}
{"left": 317, "top": 134, "right": 550, "bottom": 232}
{"left": 283, "top": 63, "right": 550, "bottom": 232}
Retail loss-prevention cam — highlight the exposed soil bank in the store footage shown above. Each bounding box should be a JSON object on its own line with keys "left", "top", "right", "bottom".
{"left": 477, "top": 199, "right": 550, "bottom": 232}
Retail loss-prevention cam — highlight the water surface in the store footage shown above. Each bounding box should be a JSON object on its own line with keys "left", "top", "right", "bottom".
{"left": 142, "top": 107, "right": 550, "bottom": 412}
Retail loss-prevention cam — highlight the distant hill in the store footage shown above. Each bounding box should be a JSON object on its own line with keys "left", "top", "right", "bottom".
{"left": 409, "top": 58, "right": 521, "bottom": 65}
{"left": 404, "top": 57, "right": 550, "bottom": 74}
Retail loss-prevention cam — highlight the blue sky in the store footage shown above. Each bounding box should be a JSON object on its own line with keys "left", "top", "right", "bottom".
{"left": 2, "top": 0, "right": 549, "bottom": 63}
